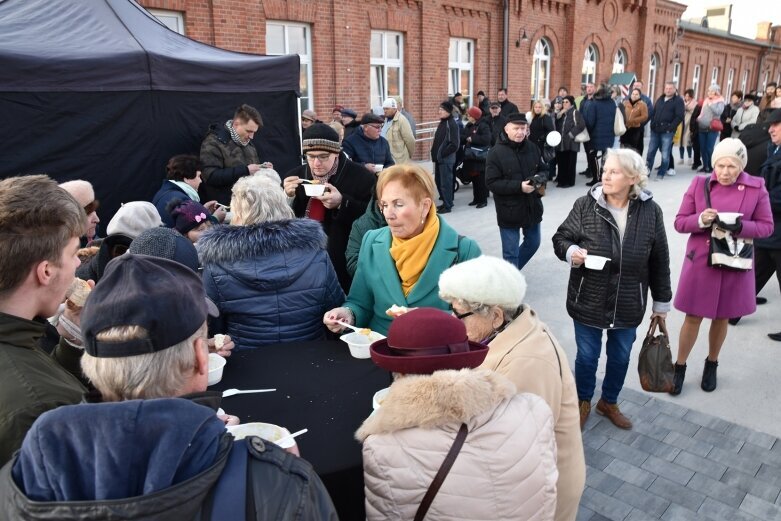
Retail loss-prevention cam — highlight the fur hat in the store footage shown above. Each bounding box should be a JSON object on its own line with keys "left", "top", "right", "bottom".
{"left": 467, "top": 106, "right": 483, "bottom": 120}
{"left": 440, "top": 100, "right": 454, "bottom": 113}
{"left": 382, "top": 98, "right": 398, "bottom": 109}
{"left": 106, "top": 201, "right": 162, "bottom": 239}
{"left": 302, "top": 123, "right": 341, "bottom": 154}
{"left": 166, "top": 199, "right": 214, "bottom": 236}
{"left": 439, "top": 256, "right": 527, "bottom": 310}
{"left": 712, "top": 138, "right": 748, "bottom": 170}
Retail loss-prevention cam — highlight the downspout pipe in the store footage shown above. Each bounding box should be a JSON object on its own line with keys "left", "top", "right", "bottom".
{"left": 502, "top": 0, "right": 509, "bottom": 88}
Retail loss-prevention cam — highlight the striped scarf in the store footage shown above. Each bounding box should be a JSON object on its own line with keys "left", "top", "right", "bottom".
{"left": 225, "top": 120, "right": 250, "bottom": 147}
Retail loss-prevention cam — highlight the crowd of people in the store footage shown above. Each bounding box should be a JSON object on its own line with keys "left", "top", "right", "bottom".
{"left": 0, "top": 76, "right": 779, "bottom": 519}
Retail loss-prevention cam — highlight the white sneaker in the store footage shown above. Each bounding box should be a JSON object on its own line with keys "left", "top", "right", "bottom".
{"left": 667, "top": 169, "right": 677, "bottom": 176}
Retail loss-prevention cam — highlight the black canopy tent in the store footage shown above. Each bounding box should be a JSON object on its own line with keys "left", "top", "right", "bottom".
{"left": 0, "top": 0, "right": 301, "bottom": 223}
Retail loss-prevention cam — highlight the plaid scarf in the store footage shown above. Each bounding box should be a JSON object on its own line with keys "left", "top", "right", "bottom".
{"left": 304, "top": 156, "right": 340, "bottom": 221}
{"left": 225, "top": 120, "right": 250, "bottom": 147}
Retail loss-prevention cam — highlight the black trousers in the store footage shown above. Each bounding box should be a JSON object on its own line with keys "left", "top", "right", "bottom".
{"left": 692, "top": 132, "right": 702, "bottom": 168}
{"left": 556, "top": 150, "right": 578, "bottom": 187}
{"left": 588, "top": 147, "right": 607, "bottom": 182}
{"left": 469, "top": 168, "right": 488, "bottom": 204}
{"left": 755, "top": 247, "right": 781, "bottom": 296}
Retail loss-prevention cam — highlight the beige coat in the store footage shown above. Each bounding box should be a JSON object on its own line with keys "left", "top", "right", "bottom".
{"left": 357, "top": 369, "right": 558, "bottom": 521}
{"left": 385, "top": 110, "right": 416, "bottom": 164}
{"left": 481, "top": 306, "right": 585, "bottom": 521}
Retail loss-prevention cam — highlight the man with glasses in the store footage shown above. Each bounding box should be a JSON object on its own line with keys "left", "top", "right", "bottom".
{"left": 284, "top": 123, "right": 375, "bottom": 290}
{"left": 59, "top": 180, "right": 100, "bottom": 246}
{"left": 342, "top": 113, "right": 395, "bottom": 174}
{"left": 301, "top": 109, "right": 319, "bottom": 133}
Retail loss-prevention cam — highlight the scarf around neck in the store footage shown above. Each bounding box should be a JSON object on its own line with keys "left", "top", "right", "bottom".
{"left": 390, "top": 207, "right": 440, "bottom": 296}
{"left": 170, "top": 180, "right": 200, "bottom": 202}
{"left": 225, "top": 120, "right": 250, "bottom": 147}
{"left": 304, "top": 155, "right": 340, "bottom": 222}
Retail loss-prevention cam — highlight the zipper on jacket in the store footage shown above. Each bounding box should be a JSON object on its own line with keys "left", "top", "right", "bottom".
{"left": 574, "top": 277, "right": 584, "bottom": 304}
{"left": 595, "top": 203, "right": 626, "bottom": 327}
{"left": 639, "top": 282, "right": 644, "bottom": 309}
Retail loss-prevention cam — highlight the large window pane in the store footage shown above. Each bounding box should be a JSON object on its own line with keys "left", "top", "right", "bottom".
{"left": 371, "top": 33, "right": 382, "bottom": 59}
{"left": 387, "top": 67, "right": 401, "bottom": 97}
{"left": 449, "top": 40, "right": 457, "bottom": 62}
{"left": 287, "top": 26, "right": 307, "bottom": 55}
{"left": 370, "top": 31, "right": 403, "bottom": 108}
{"left": 387, "top": 34, "right": 401, "bottom": 60}
{"left": 266, "top": 22, "right": 312, "bottom": 111}
{"left": 266, "top": 24, "right": 285, "bottom": 55}
{"left": 460, "top": 41, "right": 471, "bottom": 63}
{"left": 460, "top": 70, "right": 470, "bottom": 95}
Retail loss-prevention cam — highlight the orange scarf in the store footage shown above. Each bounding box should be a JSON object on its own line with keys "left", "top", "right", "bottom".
{"left": 390, "top": 208, "right": 439, "bottom": 296}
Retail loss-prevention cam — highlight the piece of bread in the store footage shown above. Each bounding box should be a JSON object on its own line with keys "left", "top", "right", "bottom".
{"left": 66, "top": 278, "right": 91, "bottom": 308}
{"left": 385, "top": 304, "right": 411, "bottom": 317}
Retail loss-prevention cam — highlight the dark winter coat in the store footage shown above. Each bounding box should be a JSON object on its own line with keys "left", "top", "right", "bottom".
{"left": 344, "top": 119, "right": 361, "bottom": 139}
{"left": 499, "top": 99, "right": 520, "bottom": 118}
{"left": 431, "top": 116, "right": 460, "bottom": 163}
{"left": 583, "top": 94, "right": 616, "bottom": 150}
{"left": 739, "top": 122, "right": 772, "bottom": 176}
{"left": 489, "top": 114, "right": 506, "bottom": 146}
{"left": 198, "top": 219, "right": 345, "bottom": 350}
{"left": 286, "top": 152, "right": 376, "bottom": 290}
{"left": 152, "top": 180, "right": 191, "bottom": 227}
{"left": 461, "top": 117, "right": 492, "bottom": 174}
{"left": 345, "top": 194, "right": 386, "bottom": 277}
{"left": 75, "top": 234, "right": 133, "bottom": 283}
{"left": 0, "top": 399, "right": 337, "bottom": 521}
{"left": 558, "top": 107, "right": 587, "bottom": 153}
{"left": 650, "top": 94, "right": 685, "bottom": 134}
{"left": 756, "top": 143, "right": 781, "bottom": 250}
{"left": 342, "top": 127, "right": 395, "bottom": 168}
{"left": 199, "top": 125, "right": 260, "bottom": 205}
{"left": 552, "top": 185, "right": 672, "bottom": 329}
{"left": 485, "top": 133, "right": 547, "bottom": 229}
{"left": 529, "top": 114, "right": 555, "bottom": 153}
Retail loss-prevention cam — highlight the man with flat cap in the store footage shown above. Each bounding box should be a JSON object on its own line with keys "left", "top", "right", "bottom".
{"left": 342, "top": 112, "right": 395, "bottom": 172}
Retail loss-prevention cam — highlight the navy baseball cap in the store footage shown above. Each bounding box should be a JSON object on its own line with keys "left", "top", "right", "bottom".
{"left": 81, "top": 254, "right": 218, "bottom": 358}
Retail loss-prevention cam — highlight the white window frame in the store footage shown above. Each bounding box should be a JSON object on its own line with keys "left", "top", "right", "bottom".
{"left": 581, "top": 45, "right": 599, "bottom": 88}
{"left": 370, "top": 31, "right": 404, "bottom": 111}
{"left": 726, "top": 68, "right": 734, "bottom": 96}
{"left": 648, "top": 53, "right": 659, "bottom": 99}
{"left": 741, "top": 69, "right": 748, "bottom": 93}
{"left": 448, "top": 38, "right": 474, "bottom": 108}
{"left": 531, "top": 38, "right": 552, "bottom": 101}
{"left": 266, "top": 21, "right": 313, "bottom": 112}
{"left": 672, "top": 62, "right": 681, "bottom": 88}
{"left": 711, "top": 66, "right": 720, "bottom": 89}
{"left": 762, "top": 70, "right": 770, "bottom": 91}
{"left": 612, "top": 48, "right": 627, "bottom": 74}
{"left": 149, "top": 8, "right": 184, "bottom": 35}
{"left": 692, "top": 64, "right": 702, "bottom": 98}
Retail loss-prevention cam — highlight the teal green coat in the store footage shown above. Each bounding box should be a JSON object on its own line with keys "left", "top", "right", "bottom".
{"left": 345, "top": 217, "right": 481, "bottom": 335}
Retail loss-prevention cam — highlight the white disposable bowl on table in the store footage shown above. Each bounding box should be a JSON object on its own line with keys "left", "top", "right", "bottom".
{"left": 717, "top": 212, "right": 742, "bottom": 225}
{"left": 340, "top": 331, "right": 386, "bottom": 359}
{"left": 303, "top": 183, "right": 326, "bottom": 197}
{"left": 584, "top": 255, "right": 610, "bottom": 270}
{"left": 372, "top": 387, "right": 390, "bottom": 410}
{"left": 208, "top": 353, "right": 226, "bottom": 386}
{"left": 226, "top": 422, "right": 295, "bottom": 449}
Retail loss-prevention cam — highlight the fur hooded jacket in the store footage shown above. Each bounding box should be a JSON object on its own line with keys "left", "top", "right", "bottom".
{"left": 357, "top": 369, "right": 558, "bottom": 521}
{"left": 197, "top": 218, "right": 344, "bottom": 349}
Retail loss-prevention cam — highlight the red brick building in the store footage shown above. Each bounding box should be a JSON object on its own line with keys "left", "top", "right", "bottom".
{"left": 139, "top": 0, "right": 780, "bottom": 137}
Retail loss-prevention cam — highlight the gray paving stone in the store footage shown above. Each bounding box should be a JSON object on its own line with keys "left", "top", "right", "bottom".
{"left": 584, "top": 431, "right": 610, "bottom": 451}
{"left": 575, "top": 505, "right": 596, "bottom": 521}
{"left": 632, "top": 420, "right": 673, "bottom": 442}
{"left": 642, "top": 455, "right": 695, "bottom": 486}
{"left": 580, "top": 486, "right": 634, "bottom": 521}
{"left": 653, "top": 413, "right": 700, "bottom": 437}
{"left": 674, "top": 450, "right": 728, "bottom": 479}
{"left": 698, "top": 497, "right": 763, "bottom": 521}
{"left": 724, "top": 424, "right": 777, "bottom": 450}
{"left": 603, "top": 458, "right": 656, "bottom": 489}
{"left": 661, "top": 503, "right": 701, "bottom": 521}
{"left": 614, "top": 482, "right": 671, "bottom": 518}
{"left": 708, "top": 446, "right": 762, "bottom": 476}
{"left": 740, "top": 493, "right": 781, "bottom": 520}
{"left": 625, "top": 508, "right": 660, "bottom": 521}
{"left": 649, "top": 397, "right": 689, "bottom": 419}
{"left": 586, "top": 466, "right": 624, "bottom": 495}
{"left": 687, "top": 472, "right": 746, "bottom": 508}
{"left": 693, "top": 425, "right": 744, "bottom": 452}
{"left": 682, "top": 408, "right": 733, "bottom": 433}
{"left": 618, "top": 399, "right": 662, "bottom": 423}
{"left": 721, "top": 468, "right": 781, "bottom": 504}
{"left": 630, "top": 434, "right": 681, "bottom": 462}
{"left": 618, "top": 387, "right": 651, "bottom": 406}
{"left": 587, "top": 515, "right": 613, "bottom": 521}
{"left": 738, "top": 442, "right": 781, "bottom": 470}
{"left": 601, "top": 439, "right": 649, "bottom": 467}
{"left": 590, "top": 419, "right": 641, "bottom": 445}
{"left": 757, "top": 463, "right": 781, "bottom": 490}
{"left": 584, "top": 446, "right": 615, "bottom": 471}
{"left": 663, "top": 431, "right": 714, "bottom": 458}
{"left": 648, "top": 475, "right": 707, "bottom": 512}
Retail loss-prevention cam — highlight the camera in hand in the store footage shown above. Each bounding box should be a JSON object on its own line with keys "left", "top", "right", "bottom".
{"left": 530, "top": 173, "right": 548, "bottom": 189}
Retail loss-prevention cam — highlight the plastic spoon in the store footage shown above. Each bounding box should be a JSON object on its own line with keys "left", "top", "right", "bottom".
{"left": 222, "top": 388, "right": 276, "bottom": 397}
{"left": 275, "top": 428, "right": 308, "bottom": 446}
{"left": 336, "top": 321, "right": 372, "bottom": 335}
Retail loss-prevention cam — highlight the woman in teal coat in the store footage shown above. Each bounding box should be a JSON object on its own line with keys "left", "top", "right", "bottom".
{"left": 324, "top": 164, "right": 481, "bottom": 335}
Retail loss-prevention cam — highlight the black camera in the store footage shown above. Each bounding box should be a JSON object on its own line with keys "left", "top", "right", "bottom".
{"left": 530, "top": 173, "right": 548, "bottom": 189}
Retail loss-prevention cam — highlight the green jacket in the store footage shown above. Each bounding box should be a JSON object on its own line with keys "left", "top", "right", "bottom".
{"left": 0, "top": 312, "right": 86, "bottom": 465}
{"left": 344, "top": 217, "right": 481, "bottom": 335}
{"left": 345, "top": 195, "right": 386, "bottom": 277}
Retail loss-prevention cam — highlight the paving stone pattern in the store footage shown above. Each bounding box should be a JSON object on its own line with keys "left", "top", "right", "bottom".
{"left": 578, "top": 386, "right": 781, "bottom": 521}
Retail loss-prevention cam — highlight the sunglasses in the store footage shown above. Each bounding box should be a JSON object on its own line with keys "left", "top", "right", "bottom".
{"left": 84, "top": 199, "right": 100, "bottom": 214}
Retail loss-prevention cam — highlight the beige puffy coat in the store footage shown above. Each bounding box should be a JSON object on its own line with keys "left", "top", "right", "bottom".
{"left": 356, "top": 368, "right": 558, "bottom": 521}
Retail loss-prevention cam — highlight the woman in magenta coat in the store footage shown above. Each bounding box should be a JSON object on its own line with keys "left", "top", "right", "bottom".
{"left": 671, "top": 139, "right": 773, "bottom": 395}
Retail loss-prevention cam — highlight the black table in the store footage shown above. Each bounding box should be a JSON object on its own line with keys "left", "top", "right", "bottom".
{"left": 211, "top": 340, "right": 391, "bottom": 521}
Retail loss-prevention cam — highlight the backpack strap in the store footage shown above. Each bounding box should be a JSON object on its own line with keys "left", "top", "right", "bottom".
{"left": 208, "top": 440, "right": 248, "bottom": 521}
{"left": 414, "top": 423, "right": 469, "bottom": 521}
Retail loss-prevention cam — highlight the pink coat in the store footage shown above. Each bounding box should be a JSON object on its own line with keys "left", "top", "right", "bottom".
{"left": 674, "top": 173, "right": 774, "bottom": 318}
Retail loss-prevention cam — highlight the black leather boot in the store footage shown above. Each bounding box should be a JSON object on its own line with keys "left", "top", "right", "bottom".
{"left": 701, "top": 358, "right": 718, "bottom": 392}
{"left": 670, "top": 363, "right": 686, "bottom": 396}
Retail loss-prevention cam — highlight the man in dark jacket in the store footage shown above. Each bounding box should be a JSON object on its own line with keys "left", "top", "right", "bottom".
{"left": 0, "top": 176, "right": 88, "bottom": 465}
{"left": 486, "top": 113, "right": 548, "bottom": 270}
{"left": 284, "top": 124, "right": 375, "bottom": 290}
{"left": 496, "top": 88, "right": 519, "bottom": 119}
{"left": 342, "top": 113, "right": 395, "bottom": 172}
{"left": 199, "top": 104, "right": 267, "bottom": 205}
{"left": 488, "top": 101, "right": 506, "bottom": 146}
{"left": 646, "top": 82, "right": 685, "bottom": 180}
{"left": 583, "top": 84, "right": 618, "bottom": 186}
{"left": 340, "top": 108, "right": 361, "bottom": 139}
{"left": 431, "top": 100, "right": 460, "bottom": 213}
{"left": 0, "top": 254, "right": 338, "bottom": 520}
{"left": 739, "top": 120, "right": 772, "bottom": 176}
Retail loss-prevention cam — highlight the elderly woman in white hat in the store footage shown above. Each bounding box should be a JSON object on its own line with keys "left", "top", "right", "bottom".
{"left": 438, "top": 255, "right": 584, "bottom": 521}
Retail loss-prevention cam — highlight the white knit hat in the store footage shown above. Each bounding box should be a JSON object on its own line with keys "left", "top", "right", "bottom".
{"left": 711, "top": 138, "right": 748, "bottom": 171}
{"left": 382, "top": 97, "right": 398, "bottom": 109}
{"left": 438, "top": 256, "right": 527, "bottom": 309}
{"left": 107, "top": 201, "right": 163, "bottom": 239}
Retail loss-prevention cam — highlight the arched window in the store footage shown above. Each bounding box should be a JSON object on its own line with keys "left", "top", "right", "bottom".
{"left": 582, "top": 44, "right": 599, "bottom": 87}
{"left": 612, "top": 48, "right": 627, "bottom": 74}
{"left": 531, "top": 38, "right": 552, "bottom": 101}
{"left": 648, "top": 53, "right": 659, "bottom": 99}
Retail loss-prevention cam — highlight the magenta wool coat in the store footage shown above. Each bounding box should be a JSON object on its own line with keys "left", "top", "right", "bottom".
{"left": 674, "top": 172, "right": 774, "bottom": 319}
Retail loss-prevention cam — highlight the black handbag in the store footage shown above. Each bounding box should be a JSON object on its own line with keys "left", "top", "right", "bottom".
{"left": 703, "top": 179, "right": 753, "bottom": 271}
{"left": 464, "top": 146, "right": 488, "bottom": 161}
{"left": 637, "top": 316, "right": 675, "bottom": 393}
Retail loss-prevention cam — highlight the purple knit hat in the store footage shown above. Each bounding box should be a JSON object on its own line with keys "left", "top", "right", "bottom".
{"left": 167, "top": 199, "right": 214, "bottom": 235}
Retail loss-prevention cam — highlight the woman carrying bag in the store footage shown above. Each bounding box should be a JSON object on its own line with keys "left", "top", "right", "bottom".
{"left": 461, "top": 107, "right": 492, "bottom": 208}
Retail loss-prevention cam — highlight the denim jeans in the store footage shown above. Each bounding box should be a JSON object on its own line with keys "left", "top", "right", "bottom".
{"left": 698, "top": 131, "right": 719, "bottom": 171}
{"left": 573, "top": 321, "right": 637, "bottom": 404}
{"left": 645, "top": 130, "right": 674, "bottom": 178}
{"left": 499, "top": 223, "right": 541, "bottom": 270}
{"left": 434, "top": 157, "right": 455, "bottom": 209}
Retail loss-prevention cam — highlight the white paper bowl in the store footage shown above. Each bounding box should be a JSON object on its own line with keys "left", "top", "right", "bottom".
{"left": 226, "top": 422, "right": 294, "bottom": 448}
{"left": 303, "top": 183, "right": 326, "bottom": 197}
{"left": 584, "top": 255, "right": 610, "bottom": 270}
{"left": 207, "top": 353, "right": 226, "bottom": 386}
{"left": 340, "top": 331, "right": 386, "bottom": 359}
{"left": 717, "top": 212, "right": 742, "bottom": 225}
{"left": 373, "top": 387, "right": 390, "bottom": 410}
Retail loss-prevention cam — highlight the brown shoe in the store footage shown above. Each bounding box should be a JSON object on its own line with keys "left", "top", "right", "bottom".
{"left": 595, "top": 399, "right": 632, "bottom": 429}
{"left": 579, "top": 400, "right": 591, "bottom": 430}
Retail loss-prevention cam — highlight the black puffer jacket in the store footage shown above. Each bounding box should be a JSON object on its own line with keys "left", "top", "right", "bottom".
{"left": 552, "top": 185, "right": 672, "bottom": 329}
{"left": 485, "top": 133, "right": 547, "bottom": 228}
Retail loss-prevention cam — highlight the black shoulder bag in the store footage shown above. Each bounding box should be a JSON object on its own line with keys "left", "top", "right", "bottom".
{"left": 703, "top": 179, "right": 753, "bottom": 271}
{"left": 413, "top": 423, "right": 469, "bottom": 521}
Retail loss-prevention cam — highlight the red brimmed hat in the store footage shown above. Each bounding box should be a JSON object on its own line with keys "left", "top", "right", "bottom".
{"left": 370, "top": 308, "right": 488, "bottom": 375}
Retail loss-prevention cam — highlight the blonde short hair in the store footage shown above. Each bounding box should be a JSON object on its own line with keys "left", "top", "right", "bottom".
{"left": 376, "top": 163, "right": 436, "bottom": 203}
{"left": 231, "top": 175, "right": 293, "bottom": 225}
{"left": 605, "top": 148, "right": 648, "bottom": 199}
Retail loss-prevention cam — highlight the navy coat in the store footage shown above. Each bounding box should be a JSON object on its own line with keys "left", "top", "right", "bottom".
{"left": 583, "top": 96, "right": 617, "bottom": 151}
{"left": 151, "top": 180, "right": 191, "bottom": 227}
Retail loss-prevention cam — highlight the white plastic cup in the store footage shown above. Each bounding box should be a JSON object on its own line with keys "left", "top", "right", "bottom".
{"left": 584, "top": 255, "right": 610, "bottom": 270}
{"left": 208, "top": 353, "right": 226, "bottom": 385}
{"left": 340, "top": 331, "right": 385, "bottom": 359}
{"left": 303, "top": 183, "right": 326, "bottom": 197}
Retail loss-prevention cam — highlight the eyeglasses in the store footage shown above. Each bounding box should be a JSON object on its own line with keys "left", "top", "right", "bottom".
{"left": 84, "top": 200, "right": 99, "bottom": 214}
{"left": 453, "top": 310, "right": 475, "bottom": 320}
{"left": 302, "top": 117, "right": 315, "bottom": 123}
{"left": 366, "top": 124, "right": 382, "bottom": 130}
{"left": 305, "top": 153, "right": 332, "bottom": 162}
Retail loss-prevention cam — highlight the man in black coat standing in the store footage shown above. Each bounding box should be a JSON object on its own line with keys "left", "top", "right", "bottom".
{"left": 486, "top": 113, "right": 548, "bottom": 270}
{"left": 284, "top": 124, "right": 375, "bottom": 291}
{"left": 496, "top": 88, "right": 519, "bottom": 119}
{"left": 431, "top": 101, "right": 460, "bottom": 214}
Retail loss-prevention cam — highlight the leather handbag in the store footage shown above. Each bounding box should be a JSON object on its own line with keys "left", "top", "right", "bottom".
{"left": 464, "top": 146, "right": 488, "bottom": 161}
{"left": 614, "top": 106, "right": 627, "bottom": 136}
{"left": 709, "top": 118, "right": 724, "bottom": 132}
{"left": 414, "top": 423, "right": 468, "bottom": 521}
{"left": 703, "top": 180, "right": 753, "bottom": 271}
{"left": 638, "top": 316, "right": 675, "bottom": 393}
{"left": 573, "top": 110, "right": 590, "bottom": 143}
